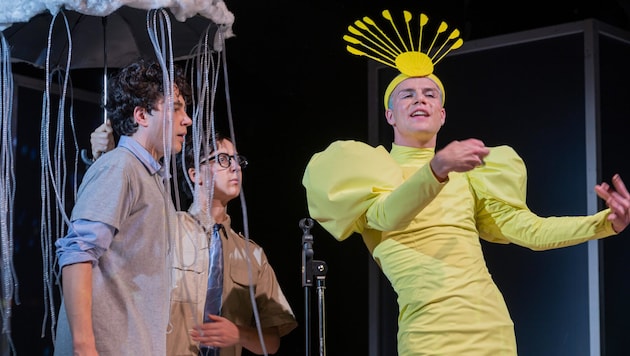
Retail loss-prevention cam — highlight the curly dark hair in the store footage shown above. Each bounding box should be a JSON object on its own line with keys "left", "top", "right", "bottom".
{"left": 105, "top": 59, "right": 193, "bottom": 136}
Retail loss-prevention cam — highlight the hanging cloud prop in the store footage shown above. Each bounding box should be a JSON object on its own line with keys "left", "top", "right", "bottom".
{"left": 0, "top": 0, "right": 235, "bottom": 32}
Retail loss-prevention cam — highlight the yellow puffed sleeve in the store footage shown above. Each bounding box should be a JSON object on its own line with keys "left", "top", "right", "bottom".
{"left": 303, "top": 140, "right": 447, "bottom": 241}
{"left": 302, "top": 140, "right": 403, "bottom": 240}
{"left": 470, "top": 145, "right": 616, "bottom": 249}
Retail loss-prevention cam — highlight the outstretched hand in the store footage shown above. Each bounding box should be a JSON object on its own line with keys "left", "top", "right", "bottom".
{"left": 595, "top": 174, "right": 630, "bottom": 233}
{"left": 90, "top": 119, "right": 115, "bottom": 160}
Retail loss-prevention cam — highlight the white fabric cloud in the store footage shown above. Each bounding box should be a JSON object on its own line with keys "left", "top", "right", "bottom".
{"left": 0, "top": 0, "right": 235, "bottom": 31}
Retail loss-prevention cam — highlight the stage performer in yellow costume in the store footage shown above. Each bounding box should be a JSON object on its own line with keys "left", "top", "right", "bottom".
{"left": 302, "top": 10, "right": 630, "bottom": 355}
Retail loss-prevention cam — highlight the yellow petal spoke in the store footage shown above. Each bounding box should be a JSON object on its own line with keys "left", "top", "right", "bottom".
{"left": 343, "top": 10, "right": 463, "bottom": 77}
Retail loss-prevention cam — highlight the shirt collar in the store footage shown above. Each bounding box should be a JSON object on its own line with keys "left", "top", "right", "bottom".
{"left": 118, "top": 135, "right": 163, "bottom": 176}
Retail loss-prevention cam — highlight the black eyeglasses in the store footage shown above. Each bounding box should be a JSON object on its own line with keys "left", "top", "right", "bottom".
{"left": 202, "top": 153, "right": 248, "bottom": 169}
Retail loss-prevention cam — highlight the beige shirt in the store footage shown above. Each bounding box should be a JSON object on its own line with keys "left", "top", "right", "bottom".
{"left": 168, "top": 212, "right": 297, "bottom": 356}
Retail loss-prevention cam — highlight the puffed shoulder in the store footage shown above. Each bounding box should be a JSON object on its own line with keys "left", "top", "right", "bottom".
{"left": 302, "top": 140, "right": 403, "bottom": 240}
{"left": 466, "top": 145, "right": 528, "bottom": 210}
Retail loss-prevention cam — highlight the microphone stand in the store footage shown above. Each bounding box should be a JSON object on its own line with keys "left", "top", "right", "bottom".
{"left": 300, "top": 218, "right": 328, "bottom": 356}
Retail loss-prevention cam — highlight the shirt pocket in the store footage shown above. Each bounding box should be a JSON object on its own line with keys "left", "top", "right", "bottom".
{"left": 171, "top": 243, "right": 207, "bottom": 302}
{"left": 228, "top": 258, "right": 258, "bottom": 288}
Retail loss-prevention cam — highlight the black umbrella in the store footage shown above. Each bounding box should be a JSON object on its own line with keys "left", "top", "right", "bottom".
{"left": 3, "top": 6, "right": 227, "bottom": 69}
{"left": 4, "top": 5, "right": 230, "bottom": 160}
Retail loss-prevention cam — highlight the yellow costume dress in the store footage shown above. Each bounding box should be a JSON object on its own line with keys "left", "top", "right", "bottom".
{"left": 302, "top": 140, "right": 616, "bottom": 356}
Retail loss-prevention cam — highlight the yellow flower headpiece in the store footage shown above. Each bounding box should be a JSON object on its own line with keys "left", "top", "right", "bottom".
{"left": 343, "top": 10, "right": 463, "bottom": 109}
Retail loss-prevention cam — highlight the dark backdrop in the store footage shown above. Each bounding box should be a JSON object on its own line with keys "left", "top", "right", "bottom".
{"left": 7, "top": 0, "right": 630, "bottom": 355}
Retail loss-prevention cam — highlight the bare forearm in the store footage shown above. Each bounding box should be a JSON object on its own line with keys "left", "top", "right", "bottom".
{"left": 62, "top": 262, "right": 96, "bottom": 352}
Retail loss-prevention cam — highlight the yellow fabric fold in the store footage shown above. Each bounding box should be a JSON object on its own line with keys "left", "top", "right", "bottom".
{"left": 468, "top": 145, "right": 615, "bottom": 248}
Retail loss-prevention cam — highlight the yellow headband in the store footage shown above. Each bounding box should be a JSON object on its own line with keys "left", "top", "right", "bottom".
{"left": 384, "top": 73, "right": 445, "bottom": 109}
{"left": 343, "top": 10, "right": 463, "bottom": 109}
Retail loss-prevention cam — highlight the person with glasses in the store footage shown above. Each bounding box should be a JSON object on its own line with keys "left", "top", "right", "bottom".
{"left": 90, "top": 126, "right": 297, "bottom": 355}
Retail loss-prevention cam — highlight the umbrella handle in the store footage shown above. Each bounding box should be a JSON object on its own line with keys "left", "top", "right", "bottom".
{"left": 80, "top": 148, "right": 93, "bottom": 166}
